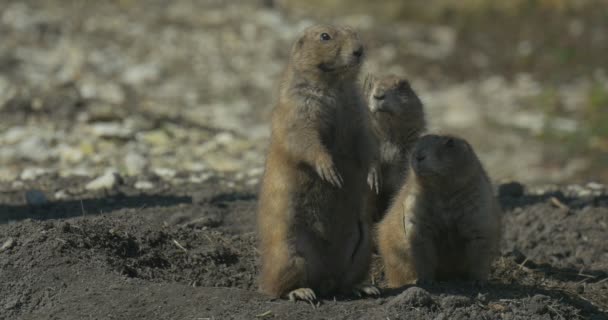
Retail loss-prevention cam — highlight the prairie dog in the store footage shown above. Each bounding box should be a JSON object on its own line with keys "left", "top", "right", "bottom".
{"left": 377, "top": 134, "right": 502, "bottom": 287}
{"left": 257, "top": 24, "right": 379, "bottom": 302}
{"left": 363, "top": 74, "right": 426, "bottom": 222}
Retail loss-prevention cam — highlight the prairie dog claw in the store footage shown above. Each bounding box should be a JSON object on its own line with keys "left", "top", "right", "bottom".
{"left": 287, "top": 288, "right": 317, "bottom": 303}
{"left": 353, "top": 284, "right": 381, "bottom": 297}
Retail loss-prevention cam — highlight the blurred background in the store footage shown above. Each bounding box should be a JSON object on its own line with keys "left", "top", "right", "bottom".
{"left": 0, "top": 0, "right": 606, "bottom": 186}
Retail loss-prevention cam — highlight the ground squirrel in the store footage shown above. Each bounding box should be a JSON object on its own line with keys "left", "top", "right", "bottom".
{"left": 257, "top": 24, "right": 380, "bottom": 302}
{"left": 363, "top": 74, "right": 426, "bottom": 222}
{"left": 377, "top": 134, "right": 502, "bottom": 287}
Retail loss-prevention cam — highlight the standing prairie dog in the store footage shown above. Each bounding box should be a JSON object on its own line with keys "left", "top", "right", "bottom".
{"left": 377, "top": 134, "right": 502, "bottom": 287}
{"left": 363, "top": 74, "right": 426, "bottom": 222}
{"left": 257, "top": 24, "right": 380, "bottom": 302}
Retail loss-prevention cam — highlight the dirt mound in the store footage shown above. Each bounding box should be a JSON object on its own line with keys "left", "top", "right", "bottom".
{"left": 1, "top": 177, "right": 607, "bottom": 319}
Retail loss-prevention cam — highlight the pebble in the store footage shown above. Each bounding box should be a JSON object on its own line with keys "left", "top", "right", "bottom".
{"left": 16, "top": 136, "right": 53, "bottom": 162}
{"left": 139, "top": 130, "right": 171, "bottom": 147}
{"left": 90, "top": 122, "right": 132, "bottom": 139}
{"left": 134, "top": 180, "right": 155, "bottom": 190}
{"left": 386, "top": 286, "right": 433, "bottom": 309}
{"left": 20, "top": 167, "right": 50, "bottom": 180}
{"left": 54, "top": 190, "right": 69, "bottom": 200}
{"left": 0, "top": 237, "right": 15, "bottom": 252}
{"left": 0, "top": 168, "right": 19, "bottom": 182}
{"left": 122, "top": 63, "right": 160, "bottom": 85}
{"left": 498, "top": 181, "right": 525, "bottom": 198}
{"left": 125, "top": 152, "right": 148, "bottom": 176}
{"left": 153, "top": 167, "right": 176, "bottom": 179}
{"left": 85, "top": 171, "right": 122, "bottom": 191}
{"left": 440, "top": 295, "right": 472, "bottom": 309}
{"left": 25, "top": 189, "right": 48, "bottom": 206}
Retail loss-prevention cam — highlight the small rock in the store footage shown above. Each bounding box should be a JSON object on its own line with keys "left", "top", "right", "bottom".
{"left": 139, "top": 130, "right": 171, "bottom": 147}
{"left": 0, "top": 168, "right": 19, "bottom": 182}
{"left": 476, "top": 292, "right": 488, "bottom": 303}
{"left": 528, "top": 294, "right": 549, "bottom": 314}
{"left": 16, "top": 136, "right": 54, "bottom": 162}
{"left": 54, "top": 190, "right": 69, "bottom": 200}
{"left": 3, "top": 126, "right": 28, "bottom": 144}
{"left": 586, "top": 182, "right": 603, "bottom": 190}
{"left": 488, "top": 302, "right": 508, "bottom": 312}
{"left": 61, "top": 222, "right": 71, "bottom": 233}
{"left": 386, "top": 286, "right": 433, "bottom": 309}
{"left": 20, "top": 167, "right": 50, "bottom": 180}
{"left": 85, "top": 171, "right": 122, "bottom": 191}
{"left": 498, "top": 181, "right": 525, "bottom": 198}
{"left": 153, "top": 167, "right": 176, "bottom": 179}
{"left": 124, "top": 152, "right": 148, "bottom": 176}
{"left": 247, "top": 167, "right": 264, "bottom": 177}
{"left": 58, "top": 145, "right": 84, "bottom": 163}
{"left": 3, "top": 296, "right": 20, "bottom": 310}
{"left": 205, "top": 156, "right": 243, "bottom": 172}
{"left": 134, "top": 180, "right": 155, "bottom": 190}
{"left": 11, "top": 180, "right": 24, "bottom": 189}
{"left": 25, "top": 190, "right": 48, "bottom": 206}
{"left": 183, "top": 214, "right": 223, "bottom": 228}
{"left": 507, "top": 249, "right": 527, "bottom": 264}
{"left": 90, "top": 122, "right": 132, "bottom": 139}
{"left": 440, "top": 295, "right": 472, "bottom": 309}
{"left": 0, "top": 237, "right": 15, "bottom": 252}
{"left": 189, "top": 173, "right": 212, "bottom": 184}
{"left": 122, "top": 63, "right": 160, "bottom": 85}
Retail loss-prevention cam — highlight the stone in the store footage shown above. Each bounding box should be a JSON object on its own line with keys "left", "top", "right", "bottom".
{"left": 440, "top": 295, "right": 472, "bottom": 309}
{"left": 16, "top": 136, "right": 53, "bottom": 162}
{"left": 134, "top": 180, "right": 155, "bottom": 190}
{"left": 20, "top": 167, "right": 50, "bottom": 180}
{"left": 122, "top": 63, "right": 160, "bottom": 85}
{"left": 54, "top": 190, "right": 69, "bottom": 200}
{"left": 153, "top": 167, "right": 176, "bottom": 179}
{"left": 386, "top": 287, "right": 433, "bottom": 310}
{"left": 85, "top": 171, "right": 122, "bottom": 191}
{"left": 90, "top": 122, "right": 132, "bottom": 139}
{"left": 498, "top": 181, "right": 525, "bottom": 198}
{"left": 0, "top": 237, "right": 15, "bottom": 252}
{"left": 59, "top": 145, "right": 84, "bottom": 163}
{"left": 0, "top": 168, "right": 19, "bottom": 182}
{"left": 139, "top": 130, "right": 171, "bottom": 147}
{"left": 25, "top": 189, "right": 48, "bottom": 206}
{"left": 124, "top": 152, "right": 148, "bottom": 176}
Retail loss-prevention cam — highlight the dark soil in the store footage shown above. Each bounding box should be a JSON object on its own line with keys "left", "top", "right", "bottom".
{"left": 1, "top": 177, "right": 607, "bottom": 319}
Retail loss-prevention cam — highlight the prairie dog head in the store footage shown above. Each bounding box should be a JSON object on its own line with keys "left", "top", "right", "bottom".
{"left": 290, "top": 25, "right": 364, "bottom": 78}
{"left": 363, "top": 74, "right": 423, "bottom": 117}
{"left": 411, "top": 134, "right": 479, "bottom": 185}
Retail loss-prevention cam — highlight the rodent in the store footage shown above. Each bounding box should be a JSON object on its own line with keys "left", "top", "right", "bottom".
{"left": 257, "top": 24, "right": 380, "bottom": 302}
{"left": 377, "top": 134, "right": 502, "bottom": 287}
{"left": 362, "top": 74, "right": 426, "bottom": 222}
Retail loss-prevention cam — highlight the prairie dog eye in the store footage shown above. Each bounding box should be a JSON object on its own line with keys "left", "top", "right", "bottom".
{"left": 320, "top": 33, "right": 332, "bottom": 41}
{"left": 445, "top": 138, "right": 455, "bottom": 148}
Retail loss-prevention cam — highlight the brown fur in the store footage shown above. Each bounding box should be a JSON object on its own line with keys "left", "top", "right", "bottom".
{"left": 377, "top": 134, "right": 502, "bottom": 288}
{"left": 257, "top": 25, "right": 378, "bottom": 299}
{"left": 362, "top": 74, "right": 426, "bottom": 222}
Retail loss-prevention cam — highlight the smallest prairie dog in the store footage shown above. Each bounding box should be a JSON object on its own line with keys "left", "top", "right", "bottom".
{"left": 363, "top": 74, "right": 426, "bottom": 222}
{"left": 378, "top": 134, "right": 502, "bottom": 287}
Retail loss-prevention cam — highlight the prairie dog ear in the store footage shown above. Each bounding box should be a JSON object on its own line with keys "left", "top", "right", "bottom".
{"left": 362, "top": 73, "right": 376, "bottom": 96}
